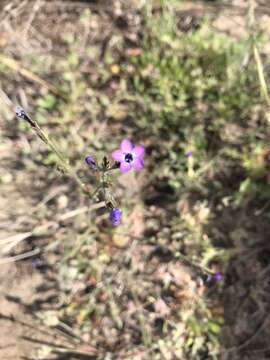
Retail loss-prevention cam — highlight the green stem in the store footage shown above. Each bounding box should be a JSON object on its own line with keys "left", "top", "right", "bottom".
{"left": 46, "top": 137, "right": 86, "bottom": 192}
{"left": 17, "top": 108, "right": 92, "bottom": 195}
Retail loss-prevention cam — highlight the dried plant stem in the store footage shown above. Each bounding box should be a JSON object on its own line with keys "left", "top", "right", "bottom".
{"left": 35, "top": 126, "right": 85, "bottom": 191}
{"left": 46, "top": 138, "right": 86, "bottom": 192}
{"left": 253, "top": 44, "right": 270, "bottom": 108}
{"left": 52, "top": 346, "right": 97, "bottom": 357}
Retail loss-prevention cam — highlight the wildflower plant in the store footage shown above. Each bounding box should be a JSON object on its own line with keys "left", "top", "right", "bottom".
{"left": 15, "top": 106, "right": 144, "bottom": 226}
{"left": 15, "top": 105, "right": 223, "bottom": 280}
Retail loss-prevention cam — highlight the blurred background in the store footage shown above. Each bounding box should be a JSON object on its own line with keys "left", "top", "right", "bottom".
{"left": 1, "top": 0, "right": 270, "bottom": 359}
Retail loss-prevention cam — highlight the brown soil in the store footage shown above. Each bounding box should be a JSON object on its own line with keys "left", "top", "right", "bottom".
{"left": 0, "top": 263, "right": 43, "bottom": 360}
{"left": 0, "top": 159, "right": 57, "bottom": 359}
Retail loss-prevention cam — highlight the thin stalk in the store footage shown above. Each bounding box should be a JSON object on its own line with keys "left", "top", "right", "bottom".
{"left": 46, "top": 138, "right": 86, "bottom": 192}
{"left": 253, "top": 44, "right": 270, "bottom": 108}
{"left": 15, "top": 106, "right": 91, "bottom": 195}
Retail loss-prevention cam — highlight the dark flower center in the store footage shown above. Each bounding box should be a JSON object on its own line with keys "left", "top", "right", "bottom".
{"left": 125, "top": 153, "right": 133, "bottom": 163}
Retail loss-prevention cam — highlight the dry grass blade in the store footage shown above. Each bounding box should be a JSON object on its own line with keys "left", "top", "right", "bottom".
{"left": 0, "top": 248, "right": 40, "bottom": 265}
{"left": 52, "top": 346, "right": 98, "bottom": 357}
{"left": 58, "top": 202, "right": 105, "bottom": 221}
{"left": 253, "top": 44, "right": 270, "bottom": 109}
{"left": 0, "top": 232, "right": 33, "bottom": 254}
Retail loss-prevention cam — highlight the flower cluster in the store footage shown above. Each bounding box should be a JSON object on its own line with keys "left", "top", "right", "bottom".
{"left": 85, "top": 139, "right": 145, "bottom": 226}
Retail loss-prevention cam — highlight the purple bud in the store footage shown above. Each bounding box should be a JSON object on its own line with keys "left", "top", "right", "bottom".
{"left": 111, "top": 161, "right": 121, "bottom": 169}
{"left": 15, "top": 106, "right": 27, "bottom": 119}
{"left": 15, "top": 106, "right": 36, "bottom": 127}
{"left": 213, "top": 272, "right": 222, "bottom": 281}
{"left": 85, "top": 155, "right": 98, "bottom": 171}
{"left": 85, "top": 155, "right": 95, "bottom": 165}
{"left": 109, "top": 208, "right": 122, "bottom": 226}
{"left": 206, "top": 272, "right": 223, "bottom": 282}
{"left": 185, "top": 151, "right": 193, "bottom": 157}
{"left": 31, "top": 258, "right": 44, "bottom": 268}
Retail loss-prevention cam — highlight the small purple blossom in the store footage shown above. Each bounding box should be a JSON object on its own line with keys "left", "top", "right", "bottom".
{"left": 109, "top": 208, "right": 122, "bottom": 226}
{"left": 31, "top": 258, "right": 44, "bottom": 268}
{"left": 112, "top": 139, "right": 144, "bottom": 173}
{"left": 213, "top": 272, "right": 223, "bottom": 281}
{"left": 206, "top": 272, "right": 223, "bottom": 282}
{"left": 185, "top": 150, "right": 193, "bottom": 157}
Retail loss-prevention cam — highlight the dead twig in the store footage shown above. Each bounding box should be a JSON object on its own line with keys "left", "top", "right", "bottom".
{"left": 0, "top": 248, "right": 40, "bottom": 265}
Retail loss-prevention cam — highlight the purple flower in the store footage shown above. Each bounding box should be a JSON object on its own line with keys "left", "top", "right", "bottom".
{"left": 185, "top": 151, "right": 193, "bottom": 157}
{"left": 109, "top": 208, "right": 122, "bottom": 226}
{"left": 213, "top": 272, "right": 223, "bottom": 281}
{"left": 31, "top": 258, "right": 44, "bottom": 268}
{"left": 206, "top": 272, "right": 223, "bottom": 282}
{"left": 112, "top": 139, "right": 145, "bottom": 173}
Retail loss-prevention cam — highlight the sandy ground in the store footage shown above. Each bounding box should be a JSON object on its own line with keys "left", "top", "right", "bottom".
{"left": 0, "top": 263, "right": 43, "bottom": 360}
{"left": 0, "top": 160, "right": 47, "bottom": 360}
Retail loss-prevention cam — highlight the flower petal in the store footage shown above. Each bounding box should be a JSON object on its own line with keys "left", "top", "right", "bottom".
{"left": 121, "top": 139, "right": 133, "bottom": 153}
{"left": 133, "top": 158, "right": 144, "bottom": 170}
{"left": 112, "top": 149, "right": 124, "bottom": 161}
{"left": 132, "top": 145, "right": 145, "bottom": 158}
{"left": 120, "top": 162, "right": 132, "bottom": 173}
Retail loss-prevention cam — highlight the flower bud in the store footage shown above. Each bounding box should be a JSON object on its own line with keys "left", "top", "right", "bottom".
{"left": 109, "top": 208, "right": 122, "bottom": 226}
{"left": 85, "top": 155, "right": 98, "bottom": 171}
